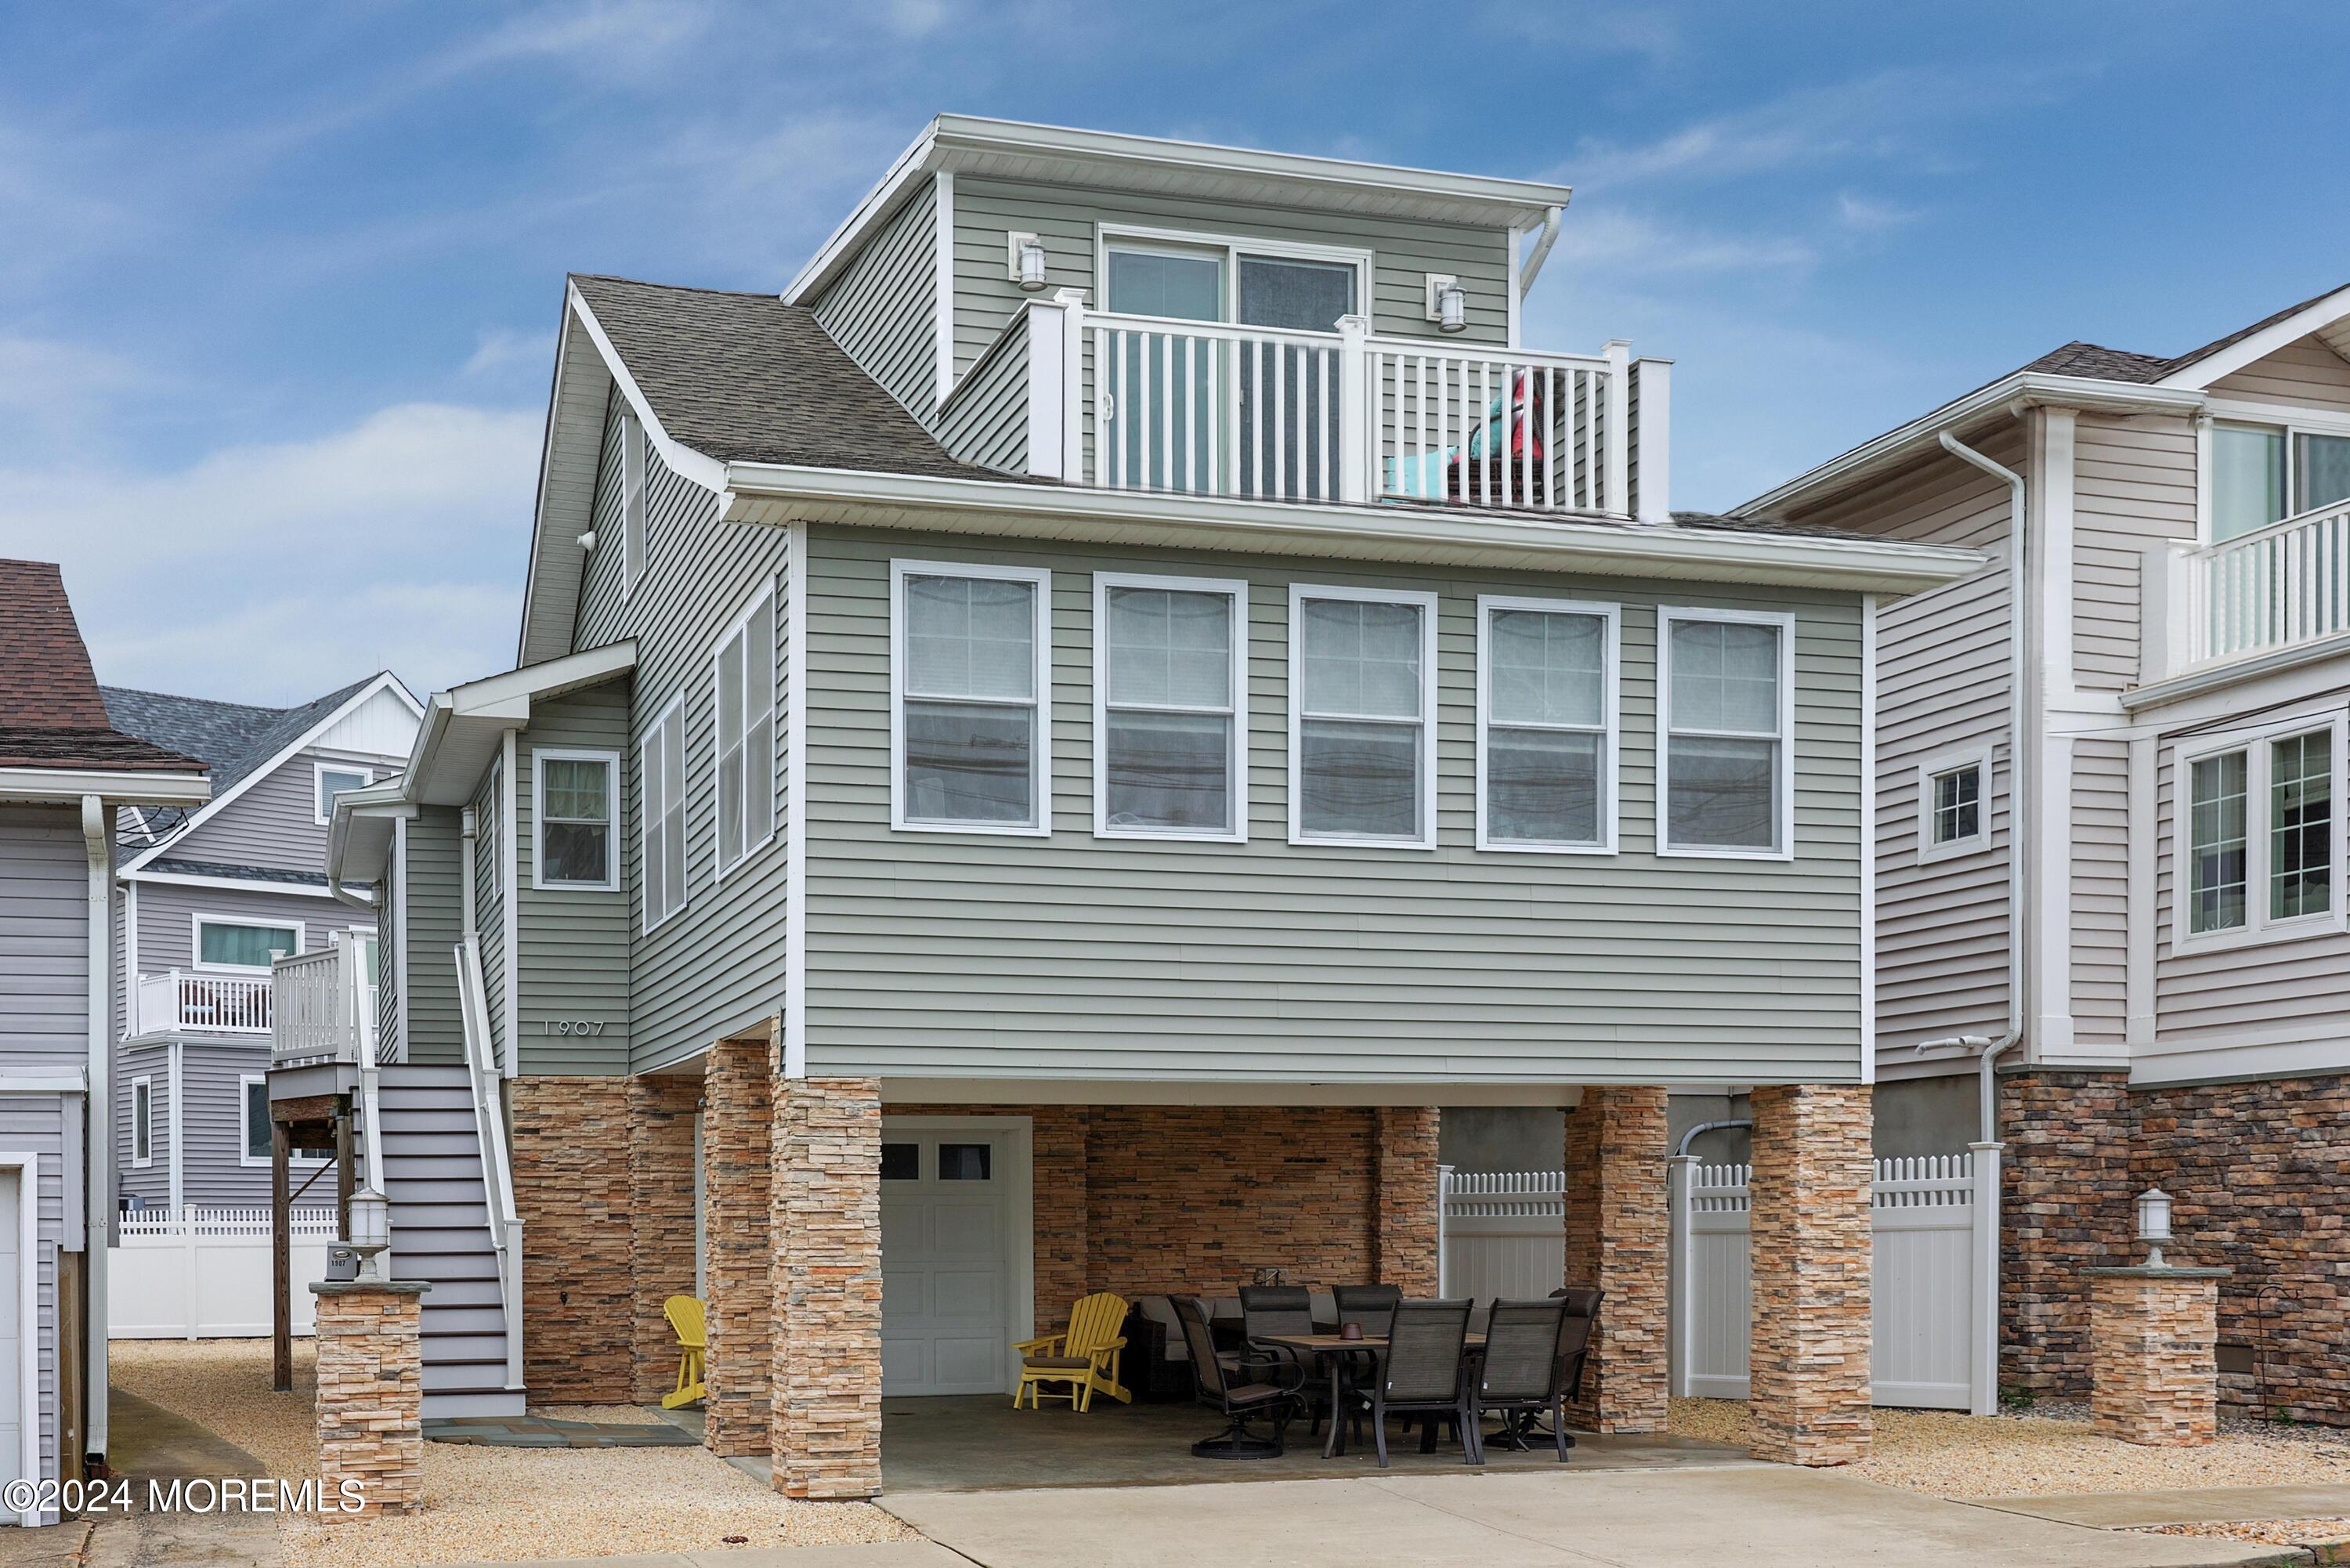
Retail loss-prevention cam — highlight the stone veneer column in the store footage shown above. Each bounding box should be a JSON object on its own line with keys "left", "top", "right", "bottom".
{"left": 630, "top": 1074, "right": 702, "bottom": 1404}
{"left": 1560, "top": 1086, "right": 1669, "bottom": 1433}
{"left": 2087, "top": 1266, "right": 2229, "bottom": 1446}
{"left": 309, "top": 1280, "right": 428, "bottom": 1516}
{"left": 510, "top": 1076, "right": 634, "bottom": 1401}
{"left": 2001, "top": 1070, "right": 2135, "bottom": 1399}
{"left": 1374, "top": 1107, "right": 1441, "bottom": 1295}
{"left": 1748, "top": 1083, "right": 1873, "bottom": 1466}
{"left": 703, "top": 1034, "right": 774, "bottom": 1458}
{"left": 1030, "top": 1107, "right": 1090, "bottom": 1321}
{"left": 770, "top": 1076, "right": 884, "bottom": 1500}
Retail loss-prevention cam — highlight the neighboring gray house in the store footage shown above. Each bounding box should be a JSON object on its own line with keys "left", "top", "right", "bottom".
{"left": 1743, "top": 282, "right": 2350, "bottom": 1422}
{"left": 103, "top": 675, "right": 420, "bottom": 1212}
{"left": 0, "top": 560, "right": 208, "bottom": 1516}
{"left": 276, "top": 117, "right": 1978, "bottom": 1477}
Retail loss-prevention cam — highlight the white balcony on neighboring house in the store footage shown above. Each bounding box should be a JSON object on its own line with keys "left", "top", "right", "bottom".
{"left": 268, "top": 941, "right": 381, "bottom": 1068}
{"left": 2146, "top": 497, "right": 2350, "bottom": 685}
{"left": 1014, "top": 294, "right": 1672, "bottom": 522}
{"left": 132, "top": 970, "right": 273, "bottom": 1037}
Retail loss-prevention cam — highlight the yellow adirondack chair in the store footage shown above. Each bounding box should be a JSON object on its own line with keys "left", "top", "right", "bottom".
{"left": 662, "top": 1295, "right": 707, "bottom": 1409}
{"left": 1013, "top": 1292, "right": 1131, "bottom": 1411}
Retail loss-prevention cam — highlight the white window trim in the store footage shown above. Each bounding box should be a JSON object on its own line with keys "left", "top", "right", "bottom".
{"left": 2201, "top": 405, "right": 2350, "bottom": 546}
{"left": 190, "top": 912, "right": 305, "bottom": 974}
{"left": 621, "top": 411, "right": 647, "bottom": 598}
{"left": 2171, "top": 710, "right": 2348, "bottom": 956}
{"left": 1287, "top": 583, "right": 1441, "bottom": 851}
{"left": 532, "top": 747, "right": 622, "bottom": 891}
{"left": 1094, "top": 223, "right": 1373, "bottom": 331}
{"left": 131, "top": 1076, "right": 153, "bottom": 1168}
{"left": 1656, "top": 605, "right": 1799, "bottom": 862}
{"left": 312, "top": 761, "right": 374, "bottom": 826}
{"left": 1473, "top": 594, "right": 1620, "bottom": 854}
{"left": 1091, "top": 571, "right": 1250, "bottom": 844}
{"left": 239, "top": 1073, "right": 329, "bottom": 1168}
{"left": 711, "top": 579, "right": 780, "bottom": 882}
{"left": 641, "top": 692, "right": 689, "bottom": 934}
{"left": 889, "top": 558, "right": 1054, "bottom": 837}
{"left": 1916, "top": 746, "right": 1994, "bottom": 865}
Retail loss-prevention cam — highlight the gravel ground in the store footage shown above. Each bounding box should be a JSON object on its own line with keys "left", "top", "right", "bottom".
{"left": 110, "top": 1341, "right": 913, "bottom": 1568}
{"left": 2141, "top": 1517, "right": 2350, "bottom": 1548}
{"left": 1669, "top": 1396, "right": 2350, "bottom": 1500}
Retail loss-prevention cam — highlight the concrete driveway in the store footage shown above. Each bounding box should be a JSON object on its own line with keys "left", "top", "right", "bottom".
{"left": 883, "top": 1467, "right": 2295, "bottom": 1568}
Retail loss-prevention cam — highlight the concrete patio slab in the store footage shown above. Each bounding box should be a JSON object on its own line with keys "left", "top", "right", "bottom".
{"left": 431, "top": 1545, "right": 965, "bottom": 1568}
{"left": 884, "top": 1467, "right": 2296, "bottom": 1568}
{"left": 1975, "top": 1481, "right": 2350, "bottom": 1528}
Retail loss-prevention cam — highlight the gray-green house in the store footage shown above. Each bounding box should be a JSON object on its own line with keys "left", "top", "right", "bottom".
{"left": 277, "top": 117, "right": 1976, "bottom": 1487}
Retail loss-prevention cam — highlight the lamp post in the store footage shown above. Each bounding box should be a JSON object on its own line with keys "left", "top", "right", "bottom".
{"left": 2135, "top": 1187, "right": 2174, "bottom": 1269}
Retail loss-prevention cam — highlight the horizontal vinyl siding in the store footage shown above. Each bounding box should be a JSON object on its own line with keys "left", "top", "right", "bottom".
{"left": 950, "top": 176, "right": 1513, "bottom": 385}
{"left": 2071, "top": 739, "right": 2129, "bottom": 1045}
{"left": 2207, "top": 336, "right": 2350, "bottom": 414}
{"left": 573, "top": 396, "right": 792, "bottom": 1072}
{"left": 935, "top": 308, "right": 1030, "bottom": 472}
{"left": 513, "top": 687, "right": 633, "bottom": 1075}
{"left": 404, "top": 807, "right": 466, "bottom": 1064}
{"left": 127, "top": 880, "right": 366, "bottom": 999}
{"left": 116, "top": 1040, "right": 169, "bottom": 1205}
{"left": 1787, "top": 443, "right": 2019, "bottom": 1050}
{"left": 474, "top": 765, "right": 504, "bottom": 1064}
{"left": 2073, "top": 411, "right": 2196, "bottom": 692}
{"left": 813, "top": 176, "right": 938, "bottom": 420}
{"left": 169, "top": 746, "right": 398, "bottom": 873}
{"left": 1, "top": 805, "right": 96, "bottom": 1078}
{"left": 180, "top": 1040, "right": 331, "bottom": 1205}
{"left": 0, "top": 1095, "right": 68, "bottom": 1486}
{"left": 804, "top": 528, "right": 1866, "bottom": 1086}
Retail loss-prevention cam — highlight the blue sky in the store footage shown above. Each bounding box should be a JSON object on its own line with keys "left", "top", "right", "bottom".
{"left": 4, "top": 1, "right": 2346, "bottom": 705}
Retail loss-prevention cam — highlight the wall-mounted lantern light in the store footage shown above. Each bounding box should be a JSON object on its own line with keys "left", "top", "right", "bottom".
{"left": 2135, "top": 1186, "right": 2174, "bottom": 1267}
{"left": 1009, "top": 233, "right": 1049, "bottom": 291}
{"left": 348, "top": 1187, "right": 392, "bottom": 1282}
{"left": 1426, "top": 274, "right": 1468, "bottom": 333}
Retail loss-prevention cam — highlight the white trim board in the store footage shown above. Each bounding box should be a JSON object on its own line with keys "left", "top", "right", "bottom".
{"left": 0, "top": 1154, "right": 41, "bottom": 1526}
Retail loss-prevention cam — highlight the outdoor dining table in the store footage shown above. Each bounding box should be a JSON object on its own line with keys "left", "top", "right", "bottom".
{"left": 1260, "top": 1331, "right": 1487, "bottom": 1459}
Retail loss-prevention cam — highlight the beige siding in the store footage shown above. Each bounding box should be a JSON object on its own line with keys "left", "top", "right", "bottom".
{"left": 812, "top": 177, "right": 938, "bottom": 420}
{"left": 2071, "top": 738, "right": 2129, "bottom": 1045}
{"left": 2207, "top": 335, "right": 2350, "bottom": 414}
{"left": 2073, "top": 411, "right": 2196, "bottom": 692}
{"left": 803, "top": 528, "right": 1867, "bottom": 1087}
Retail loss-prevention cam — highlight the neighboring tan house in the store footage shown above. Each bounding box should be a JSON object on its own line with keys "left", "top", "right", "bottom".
{"left": 103, "top": 676, "right": 420, "bottom": 1213}
{"left": 271, "top": 117, "right": 1977, "bottom": 1488}
{"left": 1741, "top": 281, "right": 2350, "bottom": 1422}
{"left": 0, "top": 561, "right": 208, "bottom": 1517}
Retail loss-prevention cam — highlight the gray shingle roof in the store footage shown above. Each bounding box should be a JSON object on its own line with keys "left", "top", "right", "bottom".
{"left": 569, "top": 274, "right": 1017, "bottom": 480}
{"left": 2007, "top": 281, "right": 2349, "bottom": 388}
{"left": 103, "top": 676, "right": 379, "bottom": 801}
{"left": 147, "top": 857, "right": 332, "bottom": 888}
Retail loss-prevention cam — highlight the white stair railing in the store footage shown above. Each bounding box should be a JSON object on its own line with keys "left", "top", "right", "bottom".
{"left": 2188, "top": 497, "right": 2350, "bottom": 666}
{"left": 455, "top": 936, "right": 525, "bottom": 1392}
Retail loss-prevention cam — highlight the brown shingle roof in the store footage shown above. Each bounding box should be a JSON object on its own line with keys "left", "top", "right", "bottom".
{"left": 0, "top": 560, "right": 207, "bottom": 774}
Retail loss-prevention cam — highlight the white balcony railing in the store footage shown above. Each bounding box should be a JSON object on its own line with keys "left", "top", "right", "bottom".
{"left": 133, "top": 970, "right": 272, "bottom": 1035}
{"left": 2149, "top": 497, "right": 2350, "bottom": 680}
{"left": 269, "top": 941, "right": 378, "bottom": 1068}
{"left": 1018, "top": 295, "right": 1668, "bottom": 522}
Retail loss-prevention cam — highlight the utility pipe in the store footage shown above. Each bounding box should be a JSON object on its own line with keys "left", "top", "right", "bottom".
{"left": 1672, "top": 1118, "right": 1750, "bottom": 1159}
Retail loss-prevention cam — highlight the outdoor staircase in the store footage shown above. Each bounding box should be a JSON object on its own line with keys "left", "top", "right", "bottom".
{"left": 367, "top": 1063, "right": 526, "bottom": 1418}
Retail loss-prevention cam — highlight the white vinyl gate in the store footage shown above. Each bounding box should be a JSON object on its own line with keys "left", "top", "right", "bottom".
{"left": 1437, "top": 1169, "right": 1566, "bottom": 1300}
{"left": 1668, "top": 1151, "right": 2000, "bottom": 1414}
{"left": 109, "top": 1207, "right": 338, "bottom": 1339}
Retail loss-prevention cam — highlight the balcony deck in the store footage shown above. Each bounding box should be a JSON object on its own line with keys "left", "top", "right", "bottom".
{"left": 2147, "top": 497, "right": 2350, "bottom": 688}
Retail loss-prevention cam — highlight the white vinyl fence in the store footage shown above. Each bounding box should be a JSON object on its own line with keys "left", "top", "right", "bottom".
{"left": 1668, "top": 1150, "right": 2000, "bottom": 1414}
{"left": 1437, "top": 1169, "right": 1567, "bottom": 1301}
{"left": 110, "top": 1206, "right": 338, "bottom": 1339}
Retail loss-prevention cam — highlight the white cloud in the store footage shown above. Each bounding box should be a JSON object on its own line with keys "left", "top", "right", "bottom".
{"left": 1835, "top": 192, "right": 1922, "bottom": 233}
{"left": 1549, "top": 208, "right": 1815, "bottom": 276}
{"left": 462, "top": 327, "right": 556, "bottom": 378}
{"left": 0, "top": 402, "right": 542, "bottom": 704}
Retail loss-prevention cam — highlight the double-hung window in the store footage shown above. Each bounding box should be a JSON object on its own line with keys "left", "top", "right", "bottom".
{"left": 1918, "top": 748, "right": 1994, "bottom": 863}
{"left": 1476, "top": 596, "right": 1618, "bottom": 851}
{"left": 1659, "top": 609, "right": 1795, "bottom": 858}
{"left": 2179, "top": 715, "right": 2344, "bottom": 951}
{"left": 714, "top": 582, "right": 778, "bottom": 876}
{"left": 534, "top": 749, "right": 620, "bottom": 890}
{"left": 1094, "top": 573, "right": 1247, "bottom": 840}
{"left": 893, "top": 561, "right": 1052, "bottom": 834}
{"left": 1289, "top": 586, "right": 1437, "bottom": 847}
{"left": 194, "top": 916, "right": 302, "bottom": 971}
{"left": 642, "top": 695, "right": 688, "bottom": 930}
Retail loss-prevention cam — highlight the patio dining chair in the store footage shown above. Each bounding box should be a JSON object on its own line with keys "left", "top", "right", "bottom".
{"left": 1236, "top": 1284, "right": 1332, "bottom": 1432}
{"left": 1366, "top": 1298, "right": 1479, "bottom": 1467}
{"left": 1013, "top": 1290, "right": 1131, "bottom": 1411}
{"left": 1173, "top": 1295, "right": 1304, "bottom": 1459}
{"left": 1332, "top": 1283, "right": 1401, "bottom": 1338}
{"left": 1470, "top": 1296, "right": 1574, "bottom": 1459}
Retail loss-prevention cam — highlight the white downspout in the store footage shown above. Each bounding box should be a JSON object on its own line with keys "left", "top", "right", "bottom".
{"left": 1518, "top": 204, "right": 1564, "bottom": 294}
{"left": 79, "top": 796, "right": 109, "bottom": 1465}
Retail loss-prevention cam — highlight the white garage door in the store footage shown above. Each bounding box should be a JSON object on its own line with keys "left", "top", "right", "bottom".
{"left": 879, "top": 1130, "right": 1009, "bottom": 1396}
{"left": 0, "top": 1169, "right": 21, "bottom": 1505}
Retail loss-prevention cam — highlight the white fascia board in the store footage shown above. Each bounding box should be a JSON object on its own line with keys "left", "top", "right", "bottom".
{"left": 326, "top": 793, "right": 417, "bottom": 887}
{"left": 719, "top": 463, "right": 1983, "bottom": 597}
{"left": 0, "top": 768, "right": 209, "bottom": 807}
{"left": 119, "top": 671, "right": 413, "bottom": 876}
{"left": 397, "top": 640, "right": 640, "bottom": 810}
{"left": 122, "top": 868, "right": 344, "bottom": 899}
{"left": 1736, "top": 373, "right": 2207, "bottom": 518}
{"left": 2122, "top": 629, "right": 2350, "bottom": 712}
{"left": 783, "top": 114, "right": 1575, "bottom": 306}
{"left": 564, "top": 284, "right": 727, "bottom": 492}
{"left": 2155, "top": 284, "right": 2350, "bottom": 391}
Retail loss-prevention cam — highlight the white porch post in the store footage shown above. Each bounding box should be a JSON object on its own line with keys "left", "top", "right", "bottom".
{"left": 1023, "top": 291, "right": 1083, "bottom": 482}
{"left": 1666, "top": 1152, "right": 1697, "bottom": 1397}
{"left": 1434, "top": 1163, "right": 1453, "bottom": 1295}
{"left": 1632, "top": 356, "right": 1673, "bottom": 524}
{"left": 1969, "top": 1140, "right": 2004, "bottom": 1415}
{"left": 1603, "top": 339, "right": 1632, "bottom": 518}
{"left": 1336, "top": 314, "right": 1369, "bottom": 504}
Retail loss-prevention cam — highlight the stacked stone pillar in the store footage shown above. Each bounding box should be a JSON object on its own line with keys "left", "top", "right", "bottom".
{"left": 1560, "top": 1086, "right": 1669, "bottom": 1433}
{"left": 2086, "top": 1266, "right": 2229, "bottom": 1446}
{"left": 309, "top": 1280, "right": 428, "bottom": 1516}
{"left": 703, "top": 1033, "right": 775, "bottom": 1457}
{"left": 1748, "top": 1083, "right": 1873, "bottom": 1466}
{"left": 770, "top": 1075, "right": 884, "bottom": 1501}
{"left": 1373, "top": 1106, "right": 1441, "bottom": 1296}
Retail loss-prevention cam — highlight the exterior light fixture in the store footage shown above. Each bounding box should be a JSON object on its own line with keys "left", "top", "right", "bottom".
{"left": 2135, "top": 1186, "right": 2174, "bottom": 1267}
{"left": 1009, "top": 233, "right": 1049, "bottom": 291}
{"left": 347, "top": 1187, "right": 392, "bottom": 1282}
{"left": 1426, "top": 273, "right": 1469, "bottom": 333}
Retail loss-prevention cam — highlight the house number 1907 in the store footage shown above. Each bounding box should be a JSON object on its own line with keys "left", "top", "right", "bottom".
{"left": 540, "top": 1020, "right": 608, "bottom": 1036}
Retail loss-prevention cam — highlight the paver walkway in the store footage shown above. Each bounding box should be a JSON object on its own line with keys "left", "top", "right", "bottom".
{"left": 1976, "top": 1481, "right": 2350, "bottom": 1529}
